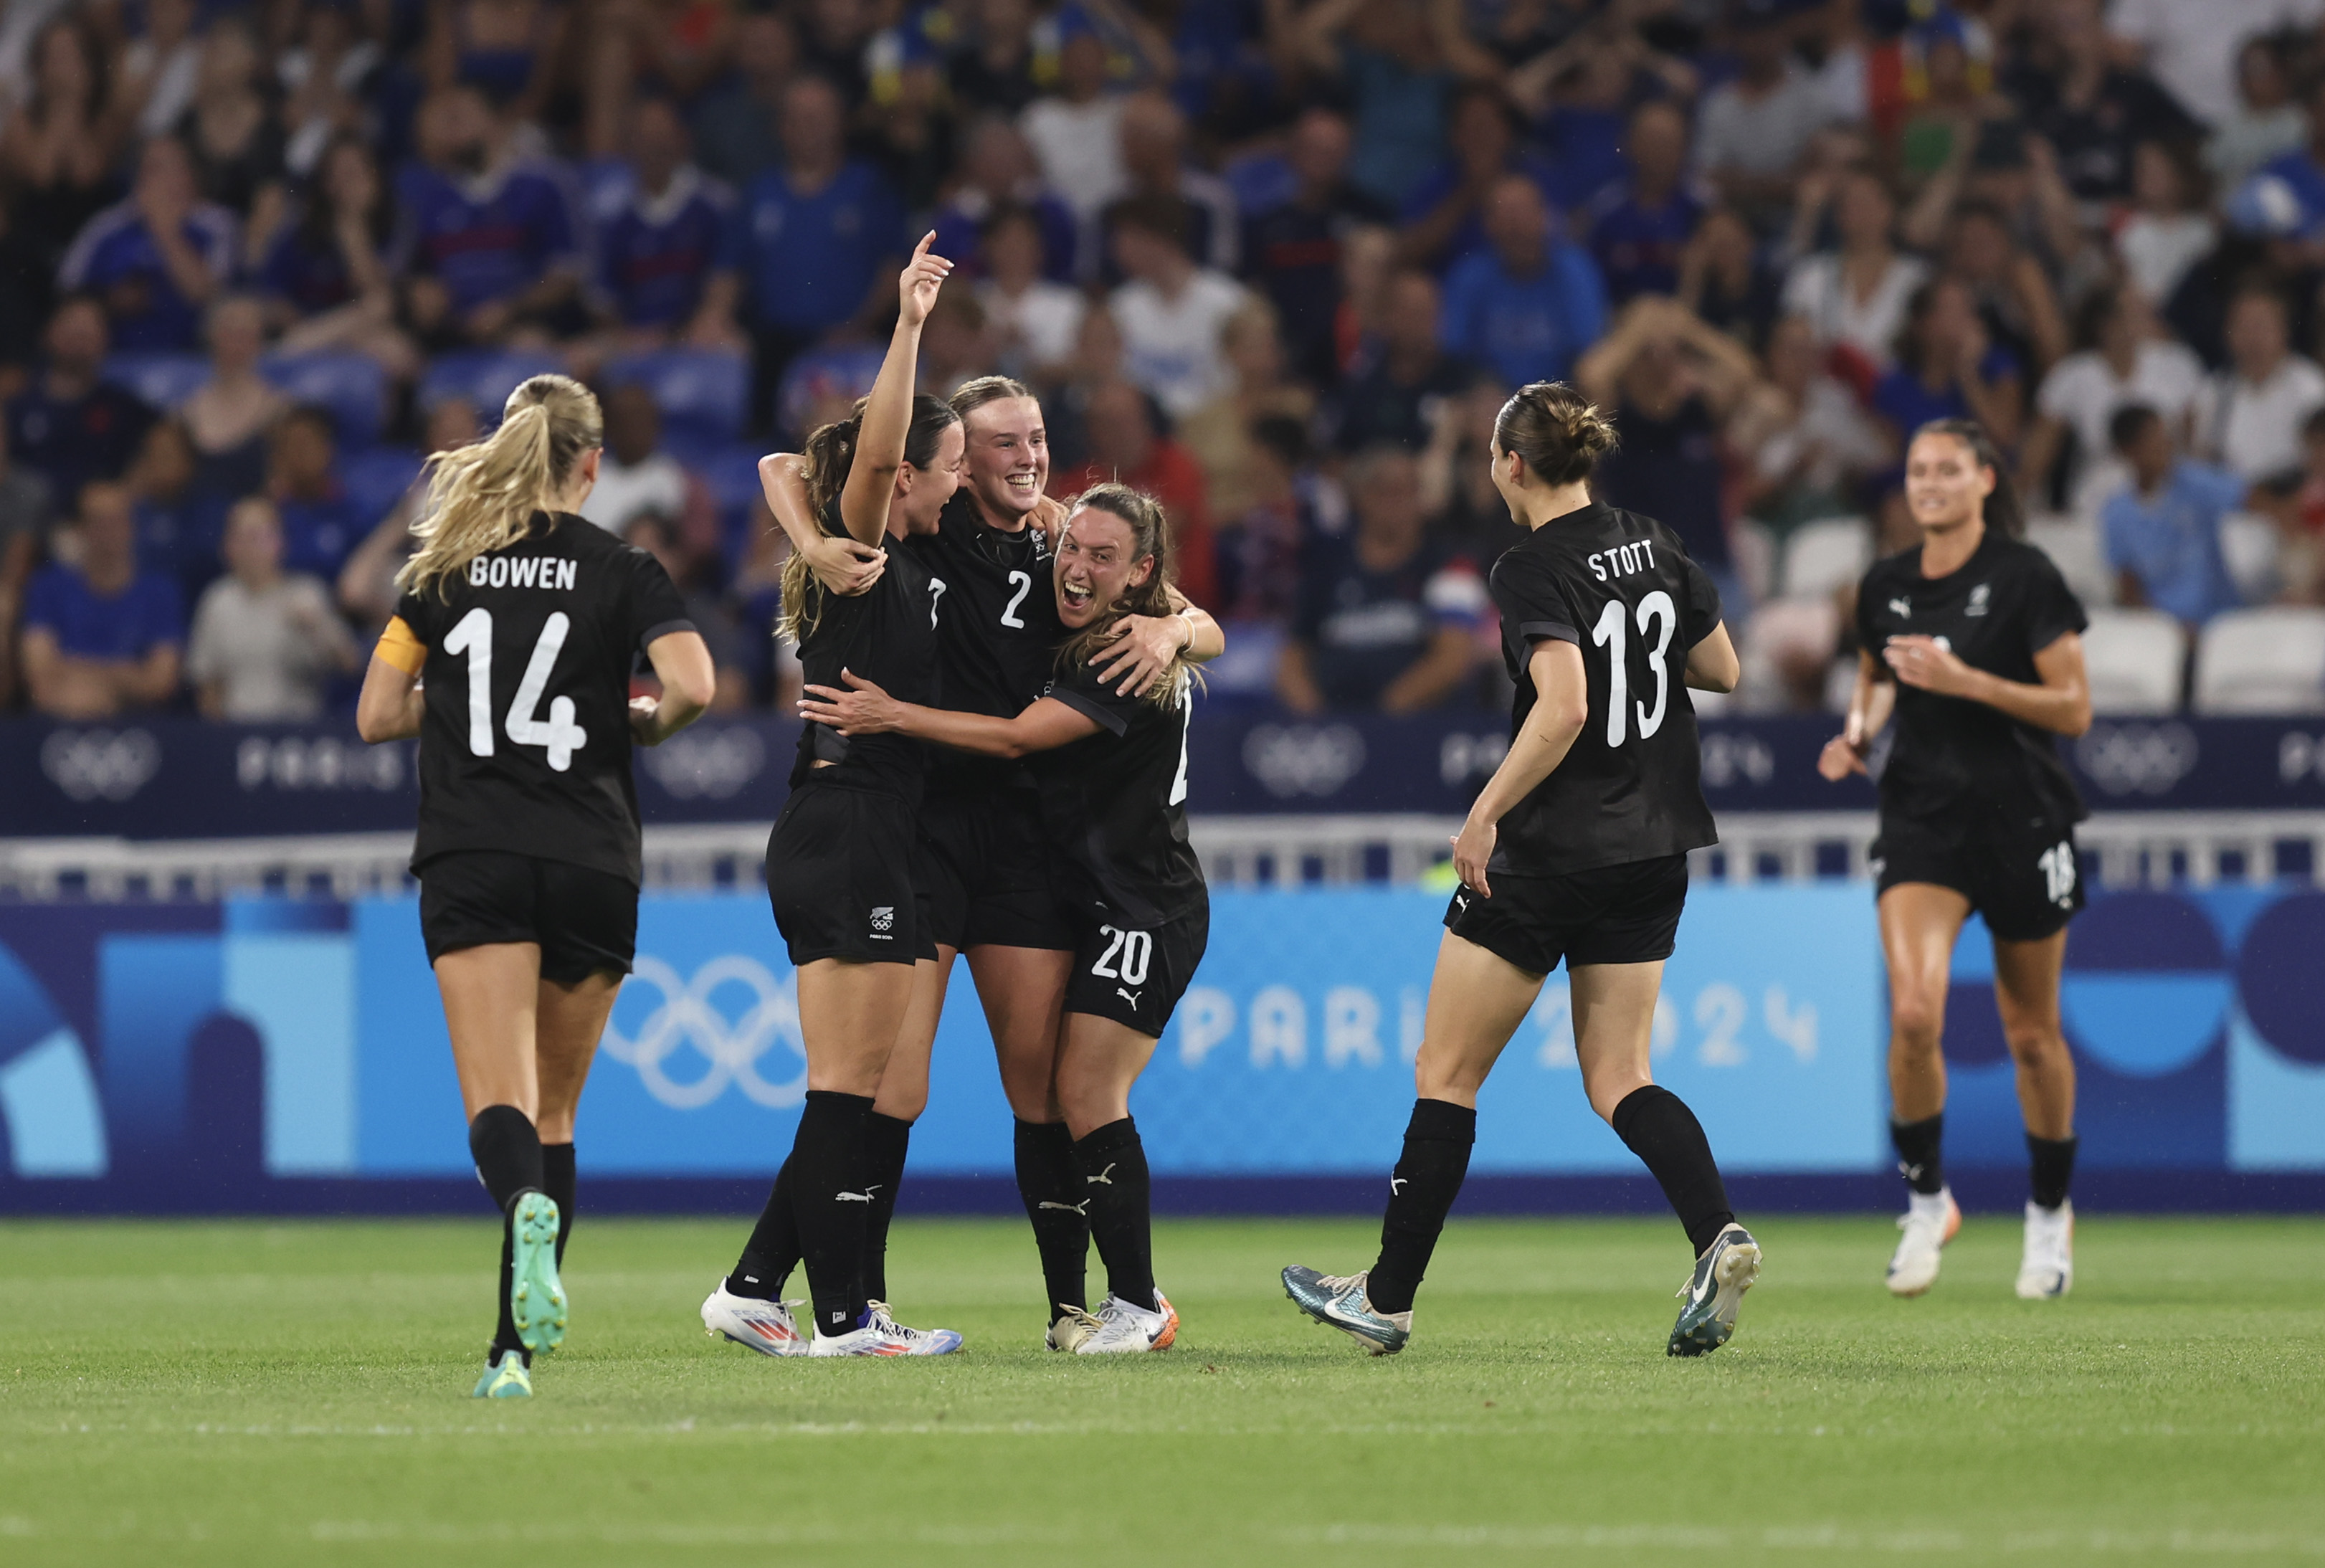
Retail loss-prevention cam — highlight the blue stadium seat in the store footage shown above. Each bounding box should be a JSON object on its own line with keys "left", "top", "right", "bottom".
{"left": 102, "top": 353, "right": 209, "bottom": 411}
{"left": 341, "top": 445, "right": 425, "bottom": 528}
{"left": 260, "top": 352, "right": 387, "bottom": 447}
{"left": 604, "top": 349, "right": 750, "bottom": 445}
{"left": 419, "top": 349, "right": 564, "bottom": 423}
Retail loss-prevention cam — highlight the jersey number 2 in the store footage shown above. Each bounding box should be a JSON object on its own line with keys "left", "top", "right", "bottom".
{"left": 444, "top": 607, "right": 587, "bottom": 771}
{"left": 1589, "top": 591, "right": 1677, "bottom": 748}
{"left": 1001, "top": 569, "right": 1032, "bottom": 627}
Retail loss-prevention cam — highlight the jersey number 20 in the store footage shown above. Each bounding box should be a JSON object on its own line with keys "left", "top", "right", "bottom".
{"left": 444, "top": 607, "right": 587, "bottom": 771}
{"left": 1589, "top": 591, "right": 1677, "bottom": 748}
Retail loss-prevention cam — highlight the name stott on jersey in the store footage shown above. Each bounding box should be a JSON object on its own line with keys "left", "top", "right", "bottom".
{"left": 1032, "top": 660, "right": 1202, "bottom": 928}
{"left": 903, "top": 492, "right": 1065, "bottom": 792}
{"left": 1487, "top": 502, "right": 1722, "bottom": 875}
{"left": 1855, "top": 529, "right": 2088, "bottom": 834}
{"left": 394, "top": 513, "right": 693, "bottom": 885}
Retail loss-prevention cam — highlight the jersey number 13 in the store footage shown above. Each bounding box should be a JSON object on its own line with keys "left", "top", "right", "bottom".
{"left": 443, "top": 607, "right": 587, "bottom": 771}
{"left": 1589, "top": 591, "right": 1677, "bottom": 748}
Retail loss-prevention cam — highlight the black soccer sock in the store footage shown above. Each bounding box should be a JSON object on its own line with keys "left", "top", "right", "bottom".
{"left": 1612, "top": 1085, "right": 1736, "bottom": 1259}
{"left": 1891, "top": 1113, "right": 1946, "bottom": 1196}
{"left": 860, "top": 1113, "right": 913, "bottom": 1303}
{"left": 1366, "top": 1098, "right": 1475, "bottom": 1316}
{"left": 791, "top": 1090, "right": 875, "bottom": 1336}
{"left": 1016, "top": 1118, "right": 1090, "bottom": 1321}
{"left": 2027, "top": 1133, "right": 2077, "bottom": 1210}
{"left": 541, "top": 1141, "right": 576, "bottom": 1267}
{"left": 728, "top": 1157, "right": 802, "bottom": 1300}
{"left": 1072, "top": 1118, "right": 1156, "bottom": 1312}
{"left": 468, "top": 1106, "right": 544, "bottom": 1361}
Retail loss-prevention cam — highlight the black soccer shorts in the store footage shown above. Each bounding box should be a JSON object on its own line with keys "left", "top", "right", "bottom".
{"left": 765, "top": 777, "right": 937, "bottom": 966}
{"left": 1444, "top": 853, "right": 1690, "bottom": 976}
{"left": 917, "top": 786, "right": 1077, "bottom": 953}
{"left": 1872, "top": 819, "right": 2085, "bottom": 942}
{"left": 1062, "top": 898, "right": 1210, "bottom": 1039}
{"left": 418, "top": 850, "right": 639, "bottom": 984}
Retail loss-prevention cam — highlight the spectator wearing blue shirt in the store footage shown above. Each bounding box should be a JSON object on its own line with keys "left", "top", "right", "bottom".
{"left": 2250, "top": 77, "right": 2325, "bottom": 238}
{"left": 931, "top": 115, "right": 1079, "bottom": 285}
{"left": 1397, "top": 83, "right": 1557, "bottom": 273}
{"left": 743, "top": 76, "right": 908, "bottom": 423}
{"left": 1582, "top": 100, "right": 1706, "bottom": 305}
{"left": 1277, "top": 0, "right": 1501, "bottom": 210}
{"left": 1870, "top": 277, "right": 2025, "bottom": 456}
{"left": 1278, "top": 445, "right": 1485, "bottom": 713}
{"left": 265, "top": 407, "right": 366, "bottom": 581}
{"left": 19, "top": 480, "right": 185, "bottom": 720}
{"left": 589, "top": 98, "right": 745, "bottom": 348}
{"left": 258, "top": 137, "right": 419, "bottom": 381}
{"left": 394, "top": 85, "right": 583, "bottom": 346}
{"left": 4, "top": 298, "right": 156, "bottom": 510}
{"left": 1439, "top": 174, "right": 1610, "bottom": 390}
{"left": 1327, "top": 269, "right": 1485, "bottom": 453}
{"left": 57, "top": 136, "right": 237, "bottom": 353}
{"left": 1240, "top": 108, "right": 1394, "bottom": 385}
{"left": 2103, "top": 404, "right": 2247, "bottom": 627}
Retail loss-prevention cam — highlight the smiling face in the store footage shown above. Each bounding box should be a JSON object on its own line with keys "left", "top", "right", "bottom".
{"left": 1903, "top": 431, "right": 1995, "bottom": 535}
{"left": 960, "top": 396, "right": 1048, "bottom": 523}
{"left": 896, "top": 420, "right": 966, "bottom": 533}
{"left": 1053, "top": 505, "right": 1155, "bottom": 628}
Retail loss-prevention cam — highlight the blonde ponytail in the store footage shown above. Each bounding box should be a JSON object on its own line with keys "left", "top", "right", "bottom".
{"left": 398, "top": 374, "right": 604, "bottom": 599}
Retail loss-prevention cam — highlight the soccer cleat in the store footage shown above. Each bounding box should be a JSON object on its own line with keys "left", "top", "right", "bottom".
{"left": 2016, "top": 1199, "right": 2074, "bottom": 1299}
{"left": 866, "top": 1300, "right": 965, "bottom": 1354}
{"left": 1668, "top": 1223, "right": 1761, "bottom": 1357}
{"left": 807, "top": 1308, "right": 963, "bottom": 1356}
{"left": 1281, "top": 1265, "right": 1411, "bottom": 1356}
{"left": 1887, "top": 1187, "right": 1962, "bottom": 1297}
{"left": 470, "top": 1348, "right": 532, "bottom": 1399}
{"left": 1046, "top": 1304, "right": 1103, "bottom": 1352}
{"left": 1073, "top": 1288, "right": 1176, "bottom": 1354}
{"left": 508, "top": 1191, "right": 567, "bottom": 1354}
{"left": 700, "top": 1283, "right": 808, "bottom": 1356}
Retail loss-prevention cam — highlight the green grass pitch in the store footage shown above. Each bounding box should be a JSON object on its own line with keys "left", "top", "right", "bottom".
{"left": 4, "top": 1214, "right": 2323, "bottom": 1567}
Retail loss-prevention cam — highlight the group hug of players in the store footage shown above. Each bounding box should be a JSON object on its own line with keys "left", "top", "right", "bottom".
{"left": 355, "top": 239, "right": 2094, "bottom": 1396}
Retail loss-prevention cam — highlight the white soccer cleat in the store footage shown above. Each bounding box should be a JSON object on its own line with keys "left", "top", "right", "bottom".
{"left": 1887, "top": 1187, "right": 1961, "bottom": 1297}
{"left": 807, "top": 1308, "right": 964, "bottom": 1356}
{"left": 865, "top": 1300, "right": 966, "bottom": 1354}
{"left": 1045, "top": 1304, "right": 1103, "bottom": 1352}
{"left": 701, "top": 1283, "right": 809, "bottom": 1356}
{"left": 2016, "top": 1199, "right": 2074, "bottom": 1299}
{"left": 1073, "top": 1288, "right": 1178, "bottom": 1354}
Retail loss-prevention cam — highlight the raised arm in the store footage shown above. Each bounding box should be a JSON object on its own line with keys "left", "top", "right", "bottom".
{"left": 1452, "top": 639, "right": 1589, "bottom": 896}
{"left": 837, "top": 233, "right": 954, "bottom": 543}
{"left": 799, "top": 670, "right": 1103, "bottom": 757}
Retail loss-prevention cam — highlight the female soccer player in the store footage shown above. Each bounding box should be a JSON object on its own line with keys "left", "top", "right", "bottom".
{"left": 1818, "top": 417, "right": 2091, "bottom": 1300}
{"left": 698, "top": 236, "right": 966, "bottom": 1356}
{"left": 800, "top": 483, "right": 1208, "bottom": 1354}
{"left": 1279, "top": 381, "right": 1761, "bottom": 1359}
{"left": 769, "top": 386, "right": 1218, "bottom": 1348}
{"left": 355, "top": 374, "right": 716, "bottom": 1399}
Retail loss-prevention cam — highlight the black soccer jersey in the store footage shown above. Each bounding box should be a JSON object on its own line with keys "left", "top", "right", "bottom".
{"left": 793, "top": 500, "right": 943, "bottom": 799}
{"left": 1855, "top": 528, "right": 2088, "bottom": 836}
{"left": 903, "top": 490, "right": 1066, "bottom": 794}
{"left": 394, "top": 511, "right": 693, "bottom": 885}
{"left": 1486, "top": 501, "right": 1722, "bottom": 876}
{"left": 1032, "top": 661, "right": 1204, "bottom": 927}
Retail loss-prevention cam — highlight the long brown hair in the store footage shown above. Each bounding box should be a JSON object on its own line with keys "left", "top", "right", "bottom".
{"left": 779, "top": 392, "right": 960, "bottom": 643}
{"left": 1054, "top": 483, "right": 1197, "bottom": 707}
{"left": 398, "top": 375, "right": 601, "bottom": 599}
{"left": 1912, "top": 417, "right": 2023, "bottom": 538}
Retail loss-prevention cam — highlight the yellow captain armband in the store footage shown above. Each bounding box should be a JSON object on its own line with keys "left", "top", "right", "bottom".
{"left": 374, "top": 615, "right": 427, "bottom": 677}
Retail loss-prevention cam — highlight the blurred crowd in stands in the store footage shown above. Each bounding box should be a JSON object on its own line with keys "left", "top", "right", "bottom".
{"left": 10, "top": 0, "right": 2325, "bottom": 726}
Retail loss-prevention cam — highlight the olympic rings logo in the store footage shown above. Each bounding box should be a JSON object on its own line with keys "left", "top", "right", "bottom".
{"left": 600, "top": 955, "right": 807, "bottom": 1110}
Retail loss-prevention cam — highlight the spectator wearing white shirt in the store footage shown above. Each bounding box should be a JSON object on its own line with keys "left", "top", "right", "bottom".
{"left": 2116, "top": 141, "right": 2216, "bottom": 310}
{"left": 2206, "top": 37, "right": 2309, "bottom": 191}
{"left": 1781, "top": 169, "right": 1927, "bottom": 376}
{"left": 2202, "top": 285, "right": 2325, "bottom": 481}
{"left": 1019, "top": 29, "right": 1128, "bottom": 224}
{"left": 1106, "top": 196, "right": 1247, "bottom": 419}
{"left": 1695, "top": 2, "right": 1833, "bottom": 230}
{"left": 2022, "top": 284, "right": 2207, "bottom": 513}
{"left": 579, "top": 382, "right": 692, "bottom": 538}
{"left": 1731, "top": 313, "right": 1889, "bottom": 535}
{"left": 2108, "top": 0, "right": 2324, "bottom": 128}
{"left": 977, "top": 203, "right": 1085, "bottom": 381}
{"left": 187, "top": 496, "right": 358, "bottom": 721}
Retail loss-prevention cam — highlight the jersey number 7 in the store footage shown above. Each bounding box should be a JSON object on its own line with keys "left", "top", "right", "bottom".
{"left": 443, "top": 607, "right": 588, "bottom": 771}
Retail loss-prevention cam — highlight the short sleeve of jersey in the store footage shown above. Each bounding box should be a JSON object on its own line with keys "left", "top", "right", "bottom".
{"left": 1680, "top": 553, "right": 1723, "bottom": 646}
{"left": 1489, "top": 548, "right": 1580, "bottom": 647}
{"left": 1043, "top": 658, "right": 1140, "bottom": 737}
{"left": 391, "top": 586, "right": 437, "bottom": 647}
{"left": 2020, "top": 546, "right": 2088, "bottom": 659}
{"left": 622, "top": 546, "right": 696, "bottom": 652}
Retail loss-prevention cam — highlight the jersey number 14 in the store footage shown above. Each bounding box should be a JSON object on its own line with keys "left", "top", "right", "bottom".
{"left": 444, "top": 607, "right": 587, "bottom": 771}
{"left": 1589, "top": 591, "right": 1678, "bottom": 748}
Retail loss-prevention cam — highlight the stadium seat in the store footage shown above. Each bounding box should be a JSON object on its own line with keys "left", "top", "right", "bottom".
{"left": 419, "top": 348, "right": 564, "bottom": 422}
{"left": 604, "top": 349, "right": 750, "bottom": 445}
{"left": 103, "top": 352, "right": 208, "bottom": 410}
{"left": 2081, "top": 607, "right": 2186, "bottom": 715}
{"left": 2026, "top": 514, "right": 2114, "bottom": 607}
{"left": 2193, "top": 606, "right": 2325, "bottom": 715}
{"left": 1778, "top": 517, "right": 1873, "bottom": 599}
{"left": 260, "top": 352, "right": 387, "bottom": 447}
{"left": 2220, "top": 511, "right": 2283, "bottom": 605}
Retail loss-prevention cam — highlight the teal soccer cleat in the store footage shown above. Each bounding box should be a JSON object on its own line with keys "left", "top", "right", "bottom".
{"left": 1668, "top": 1223, "right": 1761, "bottom": 1357}
{"left": 471, "top": 1349, "right": 532, "bottom": 1399}
{"left": 509, "top": 1192, "right": 567, "bottom": 1355}
{"left": 1282, "top": 1265, "right": 1411, "bottom": 1356}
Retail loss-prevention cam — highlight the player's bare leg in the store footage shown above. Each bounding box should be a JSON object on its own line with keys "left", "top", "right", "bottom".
{"left": 1878, "top": 884, "right": 1973, "bottom": 1295}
